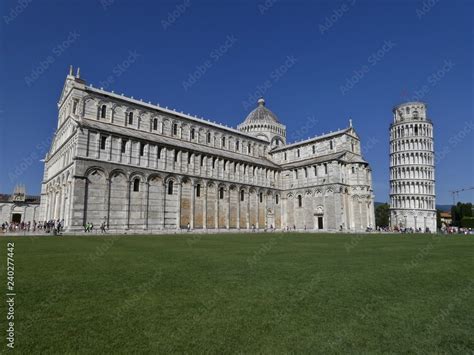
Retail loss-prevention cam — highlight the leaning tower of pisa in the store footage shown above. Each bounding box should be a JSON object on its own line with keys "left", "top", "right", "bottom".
{"left": 389, "top": 102, "right": 436, "bottom": 232}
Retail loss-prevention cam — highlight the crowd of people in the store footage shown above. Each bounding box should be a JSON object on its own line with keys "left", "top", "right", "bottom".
{"left": 1, "top": 219, "right": 472, "bottom": 235}
{"left": 1, "top": 219, "right": 64, "bottom": 234}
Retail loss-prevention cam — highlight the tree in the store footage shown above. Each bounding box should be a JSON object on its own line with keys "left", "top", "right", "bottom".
{"left": 375, "top": 203, "right": 390, "bottom": 228}
{"left": 451, "top": 202, "right": 473, "bottom": 227}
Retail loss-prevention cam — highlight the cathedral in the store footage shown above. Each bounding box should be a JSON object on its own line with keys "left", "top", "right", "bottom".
{"left": 39, "top": 68, "right": 375, "bottom": 232}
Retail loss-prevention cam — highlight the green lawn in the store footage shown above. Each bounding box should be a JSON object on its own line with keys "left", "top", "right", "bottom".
{"left": 0, "top": 233, "right": 473, "bottom": 353}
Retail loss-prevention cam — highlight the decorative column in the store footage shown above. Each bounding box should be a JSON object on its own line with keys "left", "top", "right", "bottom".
{"left": 105, "top": 178, "right": 111, "bottom": 229}
{"left": 256, "top": 191, "right": 260, "bottom": 229}
{"left": 246, "top": 190, "right": 250, "bottom": 229}
{"left": 144, "top": 181, "right": 149, "bottom": 230}
{"left": 190, "top": 181, "right": 195, "bottom": 229}
{"left": 161, "top": 181, "right": 166, "bottom": 230}
{"left": 263, "top": 191, "right": 267, "bottom": 229}
{"left": 237, "top": 187, "right": 240, "bottom": 230}
{"left": 226, "top": 186, "right": 230, "bottom": 229}
{"left": 215, "top": 188, "right": 219, "bottom": 229}
{"left": 125, "top": 180, "right": 131, "bottom": 230}
{"left": 176, "top": 181, "right": 182, "bottom": 230}
{"left": 203, "top": 183, "right": 207, "bottom": 229}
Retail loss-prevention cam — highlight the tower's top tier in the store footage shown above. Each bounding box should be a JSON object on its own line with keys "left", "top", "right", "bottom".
{"left": 392, "top": 102, "right": 428, "bottom": 124}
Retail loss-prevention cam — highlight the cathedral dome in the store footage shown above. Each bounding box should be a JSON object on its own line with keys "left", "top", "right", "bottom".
{"left": 242, "top": 98, "right": 280, "bottom": 124}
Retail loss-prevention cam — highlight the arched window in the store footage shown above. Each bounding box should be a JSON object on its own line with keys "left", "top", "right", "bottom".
{"left": 200, "top": 155, "right": 204, "bottom": 166}
{"left": 312, "top": 145, "right": 315, "bottom": 154}
{"left": 207, "top": 132, "right": 211, "bottom": 143}
{"left": 133, "top": 178, "right": 140, "bottom": 192}
{"left": 190, "top": 128, "right": 195, "bottom": 140}
{"left": 330, "top": 140, "right": 333, "bottom": 150}
{"left": 100, "top": 105, "right": 107, "bottom": 119}
{"left": 297, "top": 149, "right": 300, "bottom": 158}
{"left": 240, "top": 190, "right": 244, "bottom": 201}
{"left": 128, "top": 112, "right": 134, "bottom": 125}
{"left": 259, "top": 192, "right": 263, "bottom": 203}
{"left": 298, "top": 195, "right": 302, "bottom": 207}
{"left": 324, "top": 163, "right": 328, "bottom": 174}
{"left": 236, "top": 141, "right": 240, "bottom": 151}
{"left": 196, "top": 184, "right": 201, "bottom": 197}
{"left": 276, "top": 194, "right": 279, "bottom": 205}
{"left": 153, "top": 118, "right": 158, "bottom": 131}
{"left": 188, "top": 153, "right": 192, "bottom": 164}
{"left": 222, "top": 137, "right": 226, "bottom": 147}
{"left": 219, "top": 187, "right": 224, "bottom": 199}
{"left": 168, "top": 180, "right": 174, "bottom": 195}
{"left": 173, "top": 123, "right": 178, "bottom": 136}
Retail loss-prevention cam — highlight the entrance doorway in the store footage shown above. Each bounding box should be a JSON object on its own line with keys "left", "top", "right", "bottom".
{"left": 317, "top": 216, "right": 324, "bottom": 230}
{"left": 11, "top": 213, "right": 21, "bottom": 223}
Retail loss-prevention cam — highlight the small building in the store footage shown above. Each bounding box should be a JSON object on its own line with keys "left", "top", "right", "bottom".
{"left": 440, "top": 211, "right": 452, "bottom": 227}
{"left": 0, "top": 185, "right": 41, "bottom": 224}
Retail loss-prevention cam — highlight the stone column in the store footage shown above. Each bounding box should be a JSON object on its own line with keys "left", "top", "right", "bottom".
{"left": 144, "top": 181, "right": 149, "bottom": 230}
{"left": 125, "top": 180, "right": 131, "bottom": 230}
{"left": 215, "top": 188, "right": 219, "bottom": 229}
{"left": 263, "top": 191, "right": 267, "bottom": 229}
{"left": 176, "top": 181, "right": 182, "bottom": 230}
{"left": 226, "top": 187, "right": 230, "bottom": 229}
{"left": 237, "top": 188, "right": 240, "bottom": 230}
{"left": 161, "top": 181, "right": 166, "bottom": 230}
{"left": 105, "top": 178, "right": 111, "bottom": 228}
{"left": 256, "top": 191, "right": 260, "bottom": 229}
{"left": 190, "top": 181, "right": 195, "bottom": 230}
{"left": 246, "top": 190, "right": 250, "bottom": 229}
{"left": 203, "top": 183, "right": 207, "bottom": 229}
{"left": 108, "top": 136, "right": 113, "bottom": 161}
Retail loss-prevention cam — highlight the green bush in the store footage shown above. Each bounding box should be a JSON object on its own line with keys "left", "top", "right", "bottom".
{"left": 461, "top": 217, "right": 474, "bottom": 228}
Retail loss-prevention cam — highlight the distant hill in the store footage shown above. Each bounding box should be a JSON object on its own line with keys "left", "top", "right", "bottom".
{"left": 374, "top": 202, "right": 453, "bottom": 212}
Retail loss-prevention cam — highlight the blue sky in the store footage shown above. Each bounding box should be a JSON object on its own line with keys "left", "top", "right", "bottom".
{"left": 0, "top": 0, "right": 472, "bottom": 204}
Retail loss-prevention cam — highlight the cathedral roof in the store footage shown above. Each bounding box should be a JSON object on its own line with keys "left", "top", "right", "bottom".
{"left": 242, "top": 98, "right": 280, "bottom": 125}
